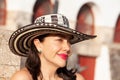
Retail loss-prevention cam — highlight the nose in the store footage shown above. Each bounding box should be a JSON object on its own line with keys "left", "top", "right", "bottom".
{"left": 62, "top": 40, "right": 71, "bottom": 52}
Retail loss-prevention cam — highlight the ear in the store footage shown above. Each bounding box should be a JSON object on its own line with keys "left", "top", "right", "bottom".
{"left": 33, "top": 39, "right": 42, "bottom": 52}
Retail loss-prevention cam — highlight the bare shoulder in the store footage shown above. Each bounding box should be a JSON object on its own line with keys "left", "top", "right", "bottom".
{"left": 75, "top": 73, "right": 85, "bottom": 80}
{"left": 10, "top": 68, "right": 32, "bottom": 80}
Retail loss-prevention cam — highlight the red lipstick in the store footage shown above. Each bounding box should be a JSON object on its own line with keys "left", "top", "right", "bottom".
{"left": 58, "top": 54, "right": 68, "bottom": 60}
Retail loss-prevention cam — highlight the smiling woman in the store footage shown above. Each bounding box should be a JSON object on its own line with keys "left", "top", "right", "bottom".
{"left": 9, "top": 13, "right": 96, "bottom": 80}
{"left": 34, "top": 34, "right": 71, "bottom": 67}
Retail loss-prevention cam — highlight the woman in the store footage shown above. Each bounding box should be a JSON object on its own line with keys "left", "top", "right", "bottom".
{"left": 9, "top": 14, "right": 96, "bottom": 80}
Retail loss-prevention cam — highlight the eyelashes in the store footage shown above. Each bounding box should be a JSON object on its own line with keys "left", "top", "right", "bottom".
{"left": 56, "top": 38, "right": 63, "bottom": 41}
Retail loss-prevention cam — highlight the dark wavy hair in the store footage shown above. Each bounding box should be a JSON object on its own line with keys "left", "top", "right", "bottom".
{"left": 25, "top": 34, "right": 76, "bottom": 80}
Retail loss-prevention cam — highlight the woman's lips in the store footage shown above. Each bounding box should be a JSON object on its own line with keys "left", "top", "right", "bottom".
{"left": 58, "top": 54, "right": 68, "bottom": 60}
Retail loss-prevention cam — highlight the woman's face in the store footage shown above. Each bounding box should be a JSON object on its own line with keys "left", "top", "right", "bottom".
{"left": 35, "top": 34, "right": 71, "bottom": 68}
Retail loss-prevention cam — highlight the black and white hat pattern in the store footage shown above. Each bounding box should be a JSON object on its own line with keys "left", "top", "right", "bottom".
{"left": 34, "top": 14, "right": 69, "bottom": 28}
{"left": 9, "top": 14, "right": 96, "bottom": 57}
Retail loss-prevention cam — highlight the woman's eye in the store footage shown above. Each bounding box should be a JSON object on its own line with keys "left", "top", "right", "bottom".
{"left": 56, "top": 38, "right": 63, "bottom": 42}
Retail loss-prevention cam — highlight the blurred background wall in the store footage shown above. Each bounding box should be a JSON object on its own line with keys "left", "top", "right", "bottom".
{"left": 0, "top": 0, "right": 120, "bottom": 80}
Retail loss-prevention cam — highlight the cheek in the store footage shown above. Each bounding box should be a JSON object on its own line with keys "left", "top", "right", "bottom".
{"left": 43, "top": 44, "right": 61, "bottom": 56}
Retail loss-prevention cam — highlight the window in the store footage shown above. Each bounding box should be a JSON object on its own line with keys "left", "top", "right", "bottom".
{"left": 114, "top": 14, "right": 120, "bottom": 43}
{"left": 0, "top": 0, "right": 6, "bottom": 25}
{"left": 32, "top": 0, "right": 53, "bottom": 23}
{"left": 76, "top": 4, "right": 94, "bottom": 34}
{"left": 76, "top": 3, "right": 95, "bottom": 80}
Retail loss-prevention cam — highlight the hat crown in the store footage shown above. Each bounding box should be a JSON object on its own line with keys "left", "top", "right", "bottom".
{"left": 34, "top": 14, "right": 69, "bottom": 28}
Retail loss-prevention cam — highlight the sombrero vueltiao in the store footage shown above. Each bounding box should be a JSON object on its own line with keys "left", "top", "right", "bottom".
{"left": 9, "top": 14, "right": 96, "bottom": 57}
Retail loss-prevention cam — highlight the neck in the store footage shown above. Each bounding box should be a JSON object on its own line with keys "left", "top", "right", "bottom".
{"left": 39, "top": 55, "right": 59, "bottom": 80}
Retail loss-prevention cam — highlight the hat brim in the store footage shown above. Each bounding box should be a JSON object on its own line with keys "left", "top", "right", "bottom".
{"left": 9, "top": 23, "right": 96, "bottom": 57}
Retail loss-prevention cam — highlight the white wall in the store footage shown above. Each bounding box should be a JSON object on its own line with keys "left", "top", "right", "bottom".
{"left": 58, "top": 0, "right": 120, "bottom": 28}
{"left": 7, "top": 0, "right": 35, "bottom": 13}
{"left": 94, "top": 45, "right": 111, "bottom": 80}
{"left": 6, "top": 0, "right": 120, "bottom": 28}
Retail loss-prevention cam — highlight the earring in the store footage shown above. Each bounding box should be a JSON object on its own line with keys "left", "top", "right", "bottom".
{"left": 38, "top": 49, "right": 42, "bottom": 53}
